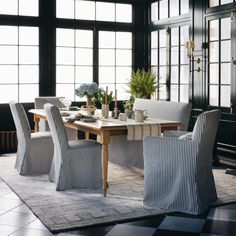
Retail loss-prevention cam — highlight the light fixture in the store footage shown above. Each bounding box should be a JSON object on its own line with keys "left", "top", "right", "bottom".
{"left": 185, "top": 40, "right": 195, "bottom": 58}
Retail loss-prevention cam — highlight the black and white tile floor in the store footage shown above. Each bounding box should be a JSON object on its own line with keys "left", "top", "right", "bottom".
{"left": 0, "top": 178, "right": 236, "bottom": 236}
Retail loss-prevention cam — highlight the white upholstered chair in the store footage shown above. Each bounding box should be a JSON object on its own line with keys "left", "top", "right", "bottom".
{"left": 9, "top": 101, "right": 54, "bottom": 175}
{"left": 44, "top": 103, "right": 102, "bottom": 191}
{"left": 34, "top": 97, "right": 78, "bottom": 140}
{"left": 143, "top": 109, "right": 221, "bottom": 215}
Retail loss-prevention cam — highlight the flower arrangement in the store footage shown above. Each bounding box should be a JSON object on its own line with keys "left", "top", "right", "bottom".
{"left": 96, "top": 88, "right": 114, "bottom": 105}
{"left": 75, "top": 82, "right": 98, "bottom": 98}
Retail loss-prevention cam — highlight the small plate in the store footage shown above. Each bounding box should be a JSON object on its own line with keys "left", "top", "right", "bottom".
{"left": 69, "top": 106, "right": 79, "bottom": 111}
{"left": 81, "top": 117, "right": 97, "bottom": 122}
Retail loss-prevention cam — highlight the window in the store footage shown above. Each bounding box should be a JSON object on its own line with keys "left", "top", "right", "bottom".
{"left": 209, "top": 0, "right": 234, "bottom": 8}
{"left": 57, "top": 0, "right": 132, "bottom": 23}
{"left": 56, "top": 28, "right": 93, "bottom": 101}
{"left": 99, "top": 31, "right": 132, "bottom": 100}
{"left": 0, "top": 26, "right": 39, "bottom": 103}
{"left": 208, "top": 17, "right": 231, "bottom": 107}
{"left": 0, "top": 0, "right": 38, "bottom": 16}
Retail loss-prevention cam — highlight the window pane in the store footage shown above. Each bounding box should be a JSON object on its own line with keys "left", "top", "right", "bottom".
{"left": 159, "top": 84, "right": 167, "bottom": 100}
{"left": 56, "top": 84, "right": 74, "bottom": 101}
{"left": 171, "top": 47, "right": 179, "bottom": 65}
{"left": 180, "top": 25, "right": 189, "bottom": 45}
{"left": 75, "top": 48, "right": 93, "bottom": 65}
{"left": 221, "top": 63, "right": 231, "bottom": 84}
{"left": 221, "top": 18, "right": 231, "bottom": 40}
{"left": 221, "top": 0, "right": 233, "bottom": 5}
{"left": 0, "top": 46, "right": 18, "bottom": 64}
{"left": 76, "top": 30, "right": 93, "bottom": 48}
{"left": 19, "top": 0, "right": 38, "bottom": 16}
{"left": 56, "top": 47, "right": 74, "bottom": 65}
{"left": 209, "top": 64, "right": 219, "bottom": 84}
{"left": 180, "top": 65, "right": 189, "bottom": 84}
{"left": 99, "top": 67, "right": 115, "bottom": 84}
{"left": 209, "top": 0, "right": 219, "bottom": 7}
{"left": 116, "top": 4, "right": 132, "bottom": 23}
{"left": 0, "top": 66, "right": 18, "bottom": 84}
{"left": 116, "top": 50, "right": 131, "bottom": 66}
{"left": 57, "top": 29, "right": 74, "bottom": 47}
{"left": 19, "top": 65, "right": 38, "bottom": 83}
{"left": 0, "top": 26, "right": 18, "bottom": 45}
{"left": 180, "top": 85, "right": 189, "bottom": 102}
{"left": 19, "top": 46, "right": 39, "bottom": 64}
{"left": 0, "top": 85, "right": 18, "bottom": 103}
{"left": 99, "top": 49, "right": 115, "bottom": 66}
{"left": 116, "top": 84, "right": 129, "bottom": 100}
{"left": 116, "top": 32, "right": 132, "bottom": 49}
{"left": 151, "top": 31, "right": 158, "bottom": 48}
{"left": 99, "top": 31, "right": 115, "bottom": 48}
{"left": 221, "top": 40, "right": 230, "bottom": 62}
{"left": 0, "top": 0, "right": 17, "bottom": 15}
{"left": 209, "top": 85, "right": 219, "bottom": 106}
{"left": 57, "top": 0, "right": 74, "bottom": 19}
{"left": 151, "top": 49, "right": 158, "bottom": 66}
{"left": 170, "top": 85, "right": 178, "bottom": 102}
{"left": 116, "top": 67, "right": 131, "bottom": 83}
{"left": 170, "top": 0, "right": 179, "bottom": 17}
{"left": 180, "top": 46, "right": 189, "bottom": 64}
{"left": 96, "top": 2, "right": 115, "bottom": 22}
{"left": 171, "top": 28, "right": 179, "bottom": 46}
{"left": 159, "top": 30, "right": 166, "bottom": 47}
{"left": 19, "top": 27, "right": 39, "bottom": 45}
{"left": 209, "top": 42, "right": 219, "bottom": 62}
{"left": 171, "top": 66, "right": 178, "bottom": 84}
{"left": 19, "top": 84, "right": 38, "bottom": 103}
{"left": 159, "top": 48, "right": 167, "bottom": 65}
{"left": 159, "top": 0, "right": 168, "bottom": 20}
{"left": 209, "top": 20, "right": 219, "bottom": 41}
{"left": 151, "top": 2, "right": 158, "bottom": 22}
{"left": 56, "top": 66, "right": 74, "bottom": 83}
{"left": 75, "top": 0, "right": 95, "bottom": 20}
{"left": 181, "top": 0, "right": 189, "bottom": 14}
{"left": 75, "top": 66, "right": 93, "bottom": 84}
{"left": 159, "top": 66, "right": 167, "bottom": 83}
{"left": 220, "top": 86, "right": 231, "bottom": 107}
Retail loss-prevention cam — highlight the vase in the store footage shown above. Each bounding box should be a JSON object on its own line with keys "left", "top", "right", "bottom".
{"left": 86, "top": 96, "right": 95, "bottom": 107}
{"left": 101, "top": 104, "right": 109, "bottom": 118}
{"left": 125, "top": 109, "right": 134, "bottom": 119}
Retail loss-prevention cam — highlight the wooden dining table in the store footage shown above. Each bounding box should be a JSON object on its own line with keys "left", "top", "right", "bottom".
{"left": 29, "top": 108, "right": 182, "bottom": 197}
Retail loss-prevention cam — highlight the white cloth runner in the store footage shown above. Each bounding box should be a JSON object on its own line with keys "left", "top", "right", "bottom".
{"left": 127, "top": 123, "right": 161, "bottom": 140}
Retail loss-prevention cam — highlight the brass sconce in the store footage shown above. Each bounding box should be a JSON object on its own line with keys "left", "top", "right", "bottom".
{"left": 185, "top": 40, "right": 195, "bottom": 57}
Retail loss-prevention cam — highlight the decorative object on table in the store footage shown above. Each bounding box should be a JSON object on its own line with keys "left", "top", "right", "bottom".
{"left": 95, "top": 86, "right": 114, "bottom": 118}
{"left": 127, "top": 68, "right": 158, "bottom": 99}
{"left": 134, "top": 109, "right": 148, "bottom": 122}
{"left": 112, "top": 89, "right": 119, "bottom": 119}
{"left": 75, "top": 82, "right": 98, "bottom": 116}
{"left": 62, "top": 99, "right": 72, "bottom": 111}
{"left": 123, "top": 96, "right": 135, "bottom": 118}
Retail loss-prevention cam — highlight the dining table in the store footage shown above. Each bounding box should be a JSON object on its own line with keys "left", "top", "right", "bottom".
{"left": 29, "top": 108, "right": 183, "bottom": 197}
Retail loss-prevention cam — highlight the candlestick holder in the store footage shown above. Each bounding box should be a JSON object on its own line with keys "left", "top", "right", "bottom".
{"left": 112, "top": 107, "right": 119, "bottom": 119}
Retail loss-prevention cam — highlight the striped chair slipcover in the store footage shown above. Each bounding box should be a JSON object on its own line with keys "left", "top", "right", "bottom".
{"left": 143, "top": 109, "right": 221, "bottom": 215}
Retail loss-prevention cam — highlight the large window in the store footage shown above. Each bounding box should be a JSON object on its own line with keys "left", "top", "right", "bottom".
{"left": 151, "top": 25, "right": 190, "bottom": 102}
{"left": 57, "top": 0, "right": 132, "bottom": 23}
{"left": 209, "top": 0, "right": 234, "bottom": 8}
{"left": 0, "top": 26, "right": 39, "bottom": 103}
{"left": 208, "top": 17, "right": 231, "bottom": 107}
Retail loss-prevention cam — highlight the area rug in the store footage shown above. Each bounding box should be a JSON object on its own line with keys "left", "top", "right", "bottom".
{"left": 0, "top": 155, "right": 236, "bottom": 233}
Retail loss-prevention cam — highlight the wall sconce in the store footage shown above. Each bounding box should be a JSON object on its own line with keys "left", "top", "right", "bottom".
{"left": 185, "top": 41, "right": 195, "bottom": 58}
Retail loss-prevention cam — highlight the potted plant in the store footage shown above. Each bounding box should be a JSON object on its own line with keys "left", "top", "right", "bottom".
{"left": 123, "top": 96, "right": 135, "bottom": 118}
{"left": 127, "top": 68, "right": 157, "bottom": 99}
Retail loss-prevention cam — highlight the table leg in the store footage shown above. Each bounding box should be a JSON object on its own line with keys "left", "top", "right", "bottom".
{"left": 34, "top": 115, "right": 40, "bottom": 132}
{"left": 85, "top": 132, "right": 90, "bottom": 140}
{"left": 100, "top": 130, "right": 110, "bottom": 197}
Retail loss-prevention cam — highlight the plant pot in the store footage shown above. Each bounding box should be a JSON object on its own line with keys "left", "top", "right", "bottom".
{"left": 125, "top": 109, "right": 134, "bottom": 119}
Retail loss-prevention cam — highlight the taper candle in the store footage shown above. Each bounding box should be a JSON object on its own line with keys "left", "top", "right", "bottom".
{"left": 105, "top": 86, "right": 108, "bottom": 105}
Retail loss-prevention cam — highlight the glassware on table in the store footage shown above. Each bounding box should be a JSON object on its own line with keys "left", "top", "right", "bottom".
{"left": 63, "top": 99, "right": 72, "bottom": 111}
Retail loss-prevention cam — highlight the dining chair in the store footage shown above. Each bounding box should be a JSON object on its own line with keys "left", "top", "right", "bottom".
{"left": 44, "top": 103, "right": 102, "bottom": 191}
{"left": 143, "top": 109, "right": 221, "bottom": 215}
{"left": 9, "top": 101, "right": 54, "bottom": 175}
{"left": 34, "top": 96, "right": 78, "bottom": 140}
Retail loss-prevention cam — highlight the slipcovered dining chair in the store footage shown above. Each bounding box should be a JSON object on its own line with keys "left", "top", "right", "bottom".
{"left": 44, "top": 103, "right": 102, "bottom": 191}
{"left": 9, "top": 101, "right": 54, "bottom": 175}
{"left": 143, "top": 109, "right": 221, "bottom": 215}
{"left": 34, "top": 97, "right": 78, "bottom": 140}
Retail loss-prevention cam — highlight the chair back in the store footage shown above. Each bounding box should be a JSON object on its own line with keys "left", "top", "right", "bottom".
{"left": 44, "top": 103, "right": 68, "bottom": 157}
{"left": 35, "top": 97, "right": 64, "bottom": 109}
{"left": 192, "top": 109, "right": 221, "bottom": 160}
{"left": 9, "top": 101, "right": 31, "bottom": 142}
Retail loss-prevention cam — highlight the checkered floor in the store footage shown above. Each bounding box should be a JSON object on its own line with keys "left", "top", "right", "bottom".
{"left": 60, "top": 203, "right": 236, "bottom": 236}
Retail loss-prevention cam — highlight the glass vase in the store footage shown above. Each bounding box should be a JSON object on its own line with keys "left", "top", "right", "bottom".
{"left": 86, "top": 96, "right": 95, "bottom": 107}
{"left": 101, "top": 104, "right": 109, "bottom": 118}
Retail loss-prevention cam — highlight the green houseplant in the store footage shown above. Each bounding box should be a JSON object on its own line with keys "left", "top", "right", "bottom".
{"left": 123, "top": 96, "right": 135, "bottom": 118}
{"left": 127, "top": 68, "right": 157, "bottom": 99}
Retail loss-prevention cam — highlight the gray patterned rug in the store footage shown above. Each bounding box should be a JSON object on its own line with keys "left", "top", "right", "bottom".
{"left": 0, "top": 154, "right": 236, "bottom": 233}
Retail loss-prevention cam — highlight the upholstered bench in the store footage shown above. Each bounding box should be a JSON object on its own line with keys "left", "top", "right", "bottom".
{"left": 108, "top": 98, "right": 192, "bottom": 173}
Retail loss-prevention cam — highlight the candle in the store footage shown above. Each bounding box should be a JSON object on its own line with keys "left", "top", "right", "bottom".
{"left": 115, "top": 89, "right": 117, "bottom": 109}
{"left": 105, "top": 86, "right": 108, "bottom": 105}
